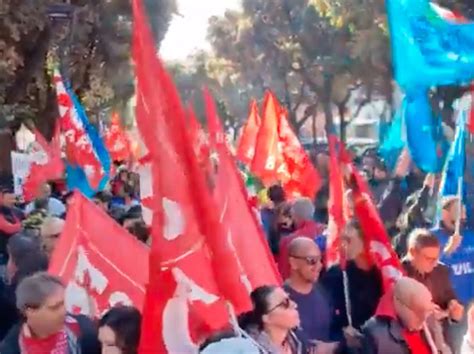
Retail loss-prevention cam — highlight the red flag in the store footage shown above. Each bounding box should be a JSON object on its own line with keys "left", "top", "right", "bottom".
{"left": 277, "top": 107, "right": 322, "bottom": 198}
{"left": 48, "top": 192, "right": 149, "bottom": 317}
{"left": 133, "top": 2, "right": 255, "bottom": 352}
{"left": 342, "top": 151, "right": 403, "bottom": 291}
{"left": 236, "top": 100, "right": 261, "bottom": 166}
{"left": 204, "top": 88, "right": 282, "bottom": 289}
{"left": 251, "top": 91, "right": 289, "bottom": 186}
{"left": 23, "top": 124, "right": 64, "bottom": 202}
{"left": 104, "top": 112, "right": 132, "bottom": 162}
{"left": 468, "top": 89, "right": 474, "bottom": 135}
{"left": 251, "top": 91, "right": 321, "bottom": 198}
{"left": 325, "top": 135, "right": 348, "bottom": 268}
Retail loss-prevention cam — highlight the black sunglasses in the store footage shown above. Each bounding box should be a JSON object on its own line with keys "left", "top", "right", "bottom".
{"left": 267, "top": 297, "right": 292, "bottom": 313}
{"left": 290, "top": 255, "right": 321, "bottom": 266}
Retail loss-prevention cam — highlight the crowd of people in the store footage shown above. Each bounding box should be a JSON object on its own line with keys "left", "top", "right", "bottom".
{"left": 0, "top": 148, "right": 473, "bottom": 354}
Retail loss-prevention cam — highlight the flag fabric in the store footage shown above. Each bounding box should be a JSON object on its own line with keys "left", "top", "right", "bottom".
{"left": 23, "top": 124, "right": 64, "bottom": 202}
{"left": 104, "top": 112, "right": 132, "bottom": 163}
{"left": 404, "top": 93, "right": 448, "bottom": 173}
{"left": 467, "top": 90, "right": 474, "bottom": 135}
{"left": 204, "top": 88, "right": 281, "bottom": 289}
{"left": 325, "top": 135, "right": 347, "bottom": 268}
{"left": 48, "top": 192, "right": 149, "bottom": 317}
{"left": 133, "top": 1, "right": 252, "bottom": 352}
{"left": 251, "top": 91, "right": 288, "bottom": 186}
{"left": 379, "top": 102, "right": 406, "bottom": 171}
{"left": 251, "top": 91, "right": 321, "bottom": 198}
{"left": 338, "top": 144, "right": 403, "bottom": 291}
{"left": 53, "top": 70, "right": 111, "bottom": 197}
{"left": 236, "top": 99, "right": 261, "bottom": 167}
{"left": 439, "top": 109, "right": 467, "bottom": 198}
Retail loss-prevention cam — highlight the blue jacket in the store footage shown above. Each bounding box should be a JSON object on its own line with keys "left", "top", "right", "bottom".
{"left": 431, "top": 225, "right": 474, "bottom": 305}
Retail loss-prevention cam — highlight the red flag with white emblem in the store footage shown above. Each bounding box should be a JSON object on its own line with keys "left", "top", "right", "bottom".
{"left": 23, "top": 124, "right": 64, "bottom": 202}
{"left": 236, "top": 99, "right": 261, "bottom": 167}
{"left": 133, "top": 1, "right": 255, "bottom": 352}
{"left": 204, "top": 88, "right": 282, "bottom": 290}
{"left": 339, "top": 146, "right": 403, "bottom": 291}
{"left": 251, "top": 91, "right": 289, "bottom": 186}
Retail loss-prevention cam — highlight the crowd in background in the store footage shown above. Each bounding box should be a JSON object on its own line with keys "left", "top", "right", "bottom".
{"left": 0, "top": 147, "right": 473, "bottom": 354}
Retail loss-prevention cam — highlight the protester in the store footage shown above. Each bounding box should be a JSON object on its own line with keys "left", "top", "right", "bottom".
{"left": 261, "top": 184, "right": 287, "bottom": 240}
{"left": 238, "top": 285, "right": 307, "bottom": 354}
{"left": 268, "top": 202, "right": 295, "bottom": 256}
{"left": 284, "top": 237, "right": 338, "bottom": 351}
{"left": 25, "top": 183, "right": 66, "bottom": 217}
{"left": 93, "top": 191, "right": 113, "bottom": 213}
{"left": 360, "top": 276, "right": 436, "bottom": 353}
{"left": 40, "top": 217, "right": 65, "bottom": 258}
{"left": 392, "top": 174, "right": 435, "bottom": 257}
{"left": 110, "top": 183, "right": 140, "bottom": 212}
{"left": 432, "top": 196, "right": 474, "bottom": 305}
{"left": 0, "top": 187, "right": 23, "bottom": 277}
{"left": 278, "top": 198, "right": 325, "bottom": 279}
{"left": 0, "top": 272, "right": 101, "bottom": 354}
{"left": 98, "top": 306, "right": 142, "bottom": 354}
{"left": 0, "top": 233, "right": 48, "bottom": 341}
{"left": 402, "top": 228, "right": 463, "bottom": 351}
{"left": 322, "top": 220, "right": 383, "bottom": 339}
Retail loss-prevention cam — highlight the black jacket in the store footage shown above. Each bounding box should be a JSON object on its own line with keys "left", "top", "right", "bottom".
{"left": 0, "top": 314, "right": 101, "bottom": 354}
{"left": 360, "top": 316, "right": 430, "bottom": 354}
{"left": 320, "top": 261, "right": 383, "bottom": 340}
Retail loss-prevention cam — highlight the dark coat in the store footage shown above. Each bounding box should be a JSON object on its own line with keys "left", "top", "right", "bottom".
{"left": 402, "top": 260, "right": 457, "bottom": 310}
{"left": 360, "top": 316, "right": 429, "bottom": 354}
{"left": 0, "top": 314, "right": 101, "bottom": 354}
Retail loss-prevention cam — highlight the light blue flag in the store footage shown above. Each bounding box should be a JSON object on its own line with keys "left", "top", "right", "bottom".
{"left": 439, "top": 109, "right": 467, "bottom": 198}
{"left": 379, "top": 101, "right": 406, "bottom": 171}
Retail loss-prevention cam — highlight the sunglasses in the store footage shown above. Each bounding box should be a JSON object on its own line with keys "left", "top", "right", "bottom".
{"left": 290, "top": 255, "right": 321, "bottom": 266}
{"left": 267, "top": 297, "right": 292, "bottom": 313}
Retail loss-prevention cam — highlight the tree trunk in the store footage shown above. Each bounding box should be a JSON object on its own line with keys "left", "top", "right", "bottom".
{"left": 0, "top": 129, "right": 16, "bottom": 181}
{"left": 338, "top": 104, "right": 347, "bottom": 144}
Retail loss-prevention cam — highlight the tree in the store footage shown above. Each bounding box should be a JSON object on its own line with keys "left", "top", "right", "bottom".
{"left": 0, "top": 0, "right": 176, "bottom": 175}
{"left": 205, "top": 0, "right": 473, "bottom": 141}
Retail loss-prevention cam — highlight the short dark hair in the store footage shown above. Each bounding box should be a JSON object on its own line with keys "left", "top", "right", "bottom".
{"left": 99, "top": 306, "right": 142, "bottom": 354}
{"left": 94, "top": 191, "right": 112, "bottom": 204}
{"left": 267, "top": 185, "right": 285, "bottom": 204}
{"left": 407, "top": 228, "right": 440, "bottom": 250}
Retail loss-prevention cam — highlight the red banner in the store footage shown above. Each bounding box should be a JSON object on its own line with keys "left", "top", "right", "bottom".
{"left": 48, "top": 192, "right": 149, "bottom": 318}
{"left": 236, "top": 99, "right": 261, "bottom": 167}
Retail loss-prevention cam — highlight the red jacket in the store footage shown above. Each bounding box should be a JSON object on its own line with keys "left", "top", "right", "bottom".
{"left": 277, "top": 220, "right": 325, "bottom": 279}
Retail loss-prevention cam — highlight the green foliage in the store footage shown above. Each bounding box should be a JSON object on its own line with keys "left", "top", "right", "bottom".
{"left": 0, "top": 0, "right": 176, "bottom": 136}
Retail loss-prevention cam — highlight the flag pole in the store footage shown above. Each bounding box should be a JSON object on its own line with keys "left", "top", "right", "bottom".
{"left": 455, "top": 176, "right": 463, "bottom": 234}
{"left": 342, "top": 269, "right": 353, "bottom": 328}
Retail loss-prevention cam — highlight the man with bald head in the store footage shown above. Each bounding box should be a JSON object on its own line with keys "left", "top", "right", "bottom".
{"left": 284, "top": 237, "right": 337, "bottom": 349}
{"left": 361, "top": 277, "right": 436, "bottom": 354}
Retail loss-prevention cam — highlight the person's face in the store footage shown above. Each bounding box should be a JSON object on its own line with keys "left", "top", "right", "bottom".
{"left": 99, "top": 325, "right": 123, "bottom": 354}
{"left": 316, "top": 153, "right": 329, "bottom": 172}
{"left": 40, "top": 184, "right": 52, "bottom": 199}
{"left": 25, "top": 286, "right": 66, "bottom": 336}
{"left": 277, "top": 209, "right": 293, "bottom": 230}
{"left": 119, "top": 172, "right": 128, "bottom": 182}
{"left": 373, "top": 167, "right": 387, "bottom": 181}
{"left": 42, "top": 233, "right": 60, "bottom": 257}
{"left": 262, "top": 287, "right": 300, "bottom": 330}
{"left": 442, "top": 202, "right": 466, "bottom": 228}
{"left": 410, "top": 246, "right": 440, "bottom": 274}
{"left": 289, "top": 244, "right": 322, "bottom": 283}
{"left": 1, "top": 192, "right": 16, "bottom": 207}
{"left": 395, "top": 293, "right": 434, "bottom": 332}
{"left": 342, "top": 225, "right": 364, "bottom": 260}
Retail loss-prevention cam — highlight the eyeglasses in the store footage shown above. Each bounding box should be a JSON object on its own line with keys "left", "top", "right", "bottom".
{"left": 267, "top": 297, "right": 292, "bottom": 313}
{"left": 290, "top": 255, "right": 321, "bottom": 266}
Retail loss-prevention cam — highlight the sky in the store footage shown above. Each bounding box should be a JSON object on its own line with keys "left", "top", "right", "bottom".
{"left": 160, "top": 0, "right": 241, "bottom": 61}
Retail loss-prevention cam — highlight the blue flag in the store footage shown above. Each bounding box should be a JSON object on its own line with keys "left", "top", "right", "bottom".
{"left": 439, "top": 109, "right": 467, "bottom": 198}
{"left": 379, "top": 101, "right": 406, "bottom": 171}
